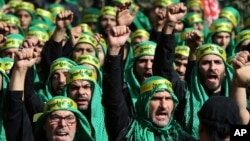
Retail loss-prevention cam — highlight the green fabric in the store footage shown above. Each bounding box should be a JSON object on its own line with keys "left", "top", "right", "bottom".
{"left": 184, "top": 50, "right": 234, "bottom": 139}
{"left": 82, "top": 8, "right": 100, "bottom": 23}
{"left": 65, "top": 65, "right": 108, "bottom": 141}
{"left": 36, "top": 8, "right": 54, "bottom": 27}
{"left": 39, "top": 57, "right": 77, "bottom": 102}
{"left": 234, "top": 29, "right": 250, "bottom": 53}
{"left": 1, "top": 14, "right": 24, "bottom": 36}
{"left": 125, "top": 41, "right": 156, "bottom": 107}
{"left": 126, "top": 76, "right": 191, "bottom": 140}
{"left": 16, "top": 1, "right": 36, "bottom": 20}
{"left": 206, "top": 19, "right": 235, "bottom": 58}
{"left": 27, "top": 26, "right": 49, "bottom": 43}
{"left": 0, "top": 34, "right": 24, "bottom": 53}
{"left": 35, "top": 96, "right": 94, "bottom": 141}
{"left": 75, "top": 54, "right": 103, "bottom": 88}
{"left": 0, "top": 58, "right": 10, "bottom": 140}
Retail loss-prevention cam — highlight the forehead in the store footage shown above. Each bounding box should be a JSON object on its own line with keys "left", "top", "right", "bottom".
{"left": 200, "top": 54, "right": 223, "bottom": 61}
{"left": 54, "top": 69, "right": 68, "bottom": 74}
{"left": 50, "top": 110, "right": 75, "bottom": 116}
{"left": 153, "top": 91, "right": 172, "bottom": 97}
{"left": 75, "top": 43, "right": 94, "bottom": 49}
{"left": 70, "top": 80, "right": 91, "bottom": 86}
{"left": 101, "top": 15, "right": 115, "bottom": 20}
{"left": 215, "top": 32, "right": 230, "bottom": 37}
{"left": 137, "top": 55, "right": 154, "bottom": 60}
{"left": 17, "top": 10, "right": 31, "bottom": 16}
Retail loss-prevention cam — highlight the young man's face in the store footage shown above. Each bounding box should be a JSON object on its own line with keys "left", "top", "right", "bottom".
{"left": 213, "top": 32, "right": 231, "bottom": 49}
{"left": 175, "top": 57, "right": 188, "bottom": 80}
{"left": 100, "top": 15, "right": 116, "bottom": 34}
{"left": 16, "top": 10, "right": 32, "bottom": 30}
{"left": 149, "top": 91, "right": 174, "bottom": 127}
{"left": 44, "top": 110, "right": 77, "bottom": 141}
{"left": 67, "top": 80, "right": 93, "bottom": 112}
{"left": 135, "top": 56, "right": 154, "bottom": 83}
{"left": 51, "top": 69, "right": 68, "bottom": 95}
{"left": 72, "top": 43, "right": 96, "bottom": 61}
{"left": 198, "top": 54, "right": 225, "bottom": 93}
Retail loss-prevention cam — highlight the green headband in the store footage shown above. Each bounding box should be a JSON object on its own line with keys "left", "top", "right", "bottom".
{"left": 0, "top": 58, "right": 5, "bottom": 73}
{"left": 210, "top": 19, "right": 233, "bottom": 33}
{"left": 175, "top": 45, "right": 190, "bottom": 57}
{"left": 36, "top": 8, "right": 54, "bottom": 24}
{"left": 196, "top": 43, "right": 227, "bottom": 62}
{"left": 133, "top": 41, "right": 156, "bottom": 59}
{"left": 8, "top": 0, "right": 20, "bottom": 8}
{"left": 100, "top": 6, "right": 117, "bottom": 17}
{"left": 185, "top": 12, "right": 203, "bottom": 26}
{"left": 76, "top": 33, "right": 97, "bottom": 48}
{"left": 155, "top": 0, "right": 173, "bottom": 7}
{"left": 112, "top": 0, "right": 131, "bottom": 5}
{"left": 2, "top": 57, "right": 14, "bottom": 71}
{"left": 27, "top": 26, "right": 49, "bottom": 43}
{"left": 50, "top": 57, "right": 77, "bottom": 74}
{"left": 78, "top": 23, "right": 93, "bottom": 34}
{"left": 16, "top": 1, "right": 36, "bottom": 19}
{"left": 235, "top": 30, "right": 250, "bottom": 48}
{"left": 43, "top": 96, "right": 78, "bottom": 112}
{"left": 66, "top": 65, "right": 96, "bottom": 84}
{"left": 131, "top": 29, "right": 150, "bottom": 40}
{"left": 219, "top": 7, "right": 240, "bottom": 27}
{"left": 75, "top": 54, "right": 100, "bottom": 69}
{"left": 0, "top": 34, "right": 24, "bottom": 52}
{"left": 187, "top": 0, "right": 203, "bottom": 10}
{"left": 48, "top": 3, "right": 65, "bottom": 14}
{"left": 83, "top": 8, "right": 100, "bottom": 23}
{"left": 140, "top": 76, "right": 173, "bottom": 94}
{"left": 2, "top": 14, "right": 21, "bottom": 27}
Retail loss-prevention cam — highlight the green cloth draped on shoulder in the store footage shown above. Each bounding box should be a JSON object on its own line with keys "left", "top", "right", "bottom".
{"left": 184, "top": 44, "right": 234, "bottom": 139}
{"left": 66, "top": 65, "right": 108, "bottom": 141}
{"left": 126, "top": 76, "right": 193, "bottom": 141}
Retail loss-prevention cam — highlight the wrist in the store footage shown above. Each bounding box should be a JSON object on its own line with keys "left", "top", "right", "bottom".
{"left": 108, "top": 47, "right": 121, "bottom": 55}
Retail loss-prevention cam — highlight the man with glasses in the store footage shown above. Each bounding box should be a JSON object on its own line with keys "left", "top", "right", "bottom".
{"left": 3, "top": 47, "right": 94, "bottom": 141}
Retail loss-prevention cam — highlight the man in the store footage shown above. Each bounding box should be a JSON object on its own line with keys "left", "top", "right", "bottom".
{"left": 206, "top": 18, "right": 235, "bottom": 57}
{"left": 65, "top": 65, "right": 108, "bottom": 141}
{"left": 184, "top": 43, "right": 234, "bottom": 139}
{"left": 175, "top": 45, "right": 190, "bottom": 80}
{"left": 1, "top": 14, "right": 24, "bottom": 35}
{"left": 38, "top": 57, "right": 77, "bottom": 102}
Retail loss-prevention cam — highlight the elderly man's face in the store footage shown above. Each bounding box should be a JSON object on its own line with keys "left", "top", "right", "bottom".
{"left": 198, "top": 54, "right": 225, "bottom": 93}
{"left": 149, "top": 91, "right": 174, "bottom": 127}
{"left": 67, "top": 80, "right": 93, "bottom": 112}
{"left": 44, "top": 110, "right": 77, "bottom": 141}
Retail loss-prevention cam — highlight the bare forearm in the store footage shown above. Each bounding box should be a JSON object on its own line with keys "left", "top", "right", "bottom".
{"left": 9, "top": 68, "right": 27, "bottom": 91}
{"left": 231, "top": 80, "right": 250, "bottom": 124}
{"left": 52, "top": 28, "right": 66, "bottom": 42}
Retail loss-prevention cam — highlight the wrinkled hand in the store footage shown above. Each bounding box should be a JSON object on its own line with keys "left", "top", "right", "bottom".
{"left": 117, "top": 2, "right": 138, "bottom": 26}
{"left": 166, "top": 2, "right": 187, "bottom": 23}
{"left": 232, "top": 51, "right": 250, "bottom": 70}
{"left": 70, "top": 26, "right": 82, "bottom": 46}
{"left": 107, "top": 26, "right": 131, "bottom": 55}
{"left": 185, "top": 30, "right": 203, "bottom": 52}
{"left": 14, "top": 47, "right": 38, "bottom": 70}
{"left": 55, "top": 10, "right": 74, "bottom": 30}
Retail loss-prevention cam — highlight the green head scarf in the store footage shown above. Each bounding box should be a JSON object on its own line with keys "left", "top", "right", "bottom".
{"left": 100, "top": 6, "right": 117, "bottom": 17}
{"left": 36, "top": 8, "right": 54, "bottom": 26}
{"left": 234, "top": 29, "right": 250, "bottom": 53}
{"left": 78, "top": 23, "right": 93, "bottom": 34}
{"left": 8, "top": 0, "right": 20, "bottom": 9}
{"left": 187, "top": 0, "right": 203, "bottom": 10}
{"left": 15, "top": 1, "right": 36, "bottom": 20}
{"left": 111, "top": 0, "right": 131, "bottom": 6}
{"left": 154, "top": 0, "right": 173, "bottom": 7}
{"left": 0, "top": 34, "right": 24, "bottom": 53}
{"left": 2, "top": 57, "right": 14, "bottom": 72}
{"left": 175, "top": 45, "right": 190, "bottom": 57}
{"left": 75, "top": 54, "right": 103, "bottom": 87}
{"left": 66, "top": 65, "right": 108, "bottom": 141}
{"left": 125, "top": 41, "right": 156, "bottom": 107}
{"left": 126, "top": 76, "right": 191, "bottom": 140}
{"left": 184, "top": 43, "right": 234, "bottom": 139}
{"left": 48, "top": 3, "right": 65, "bottom": 23}
{"left": 219, "top": 6, "right": 240, "bottom": 28}
{"left": 1, "top": 14, "right": 24, "bottom": 36}
{"left": 184, "top": 12, "right": 203, "bottom": 27}
{"left": 30, "top": 19, "right": 49, "bottom": 32}
{"left": 131, "top": 29, "right": 150, "bottom": 42}
{"left": 40, "top": 57, "right": 77, "bottom": 102}
{"left": 82, "top": 8, "right": 100, "bottom": 23}
{"left": 74, "top": 32, "right": 98, "bottom": 58}
{"left": 206, "top": 18, "right": 235, "bottom": 57}
{"left": 27, "top": 26, "right": 49, "bottom": 43}
{"left": 0, "top": 58, "right": 10, "bottom": 140}
{"left": 35, "top": 96, "right": 94, "bottom": 141}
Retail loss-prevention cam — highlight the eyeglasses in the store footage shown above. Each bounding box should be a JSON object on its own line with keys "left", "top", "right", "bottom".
{"left": 49, "top": 115, "right": 76, "bottom": 126}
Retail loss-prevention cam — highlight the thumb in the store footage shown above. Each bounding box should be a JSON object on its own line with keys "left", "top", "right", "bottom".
{"left": 131, "top": 6, "right": 139, "bottom": 17}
